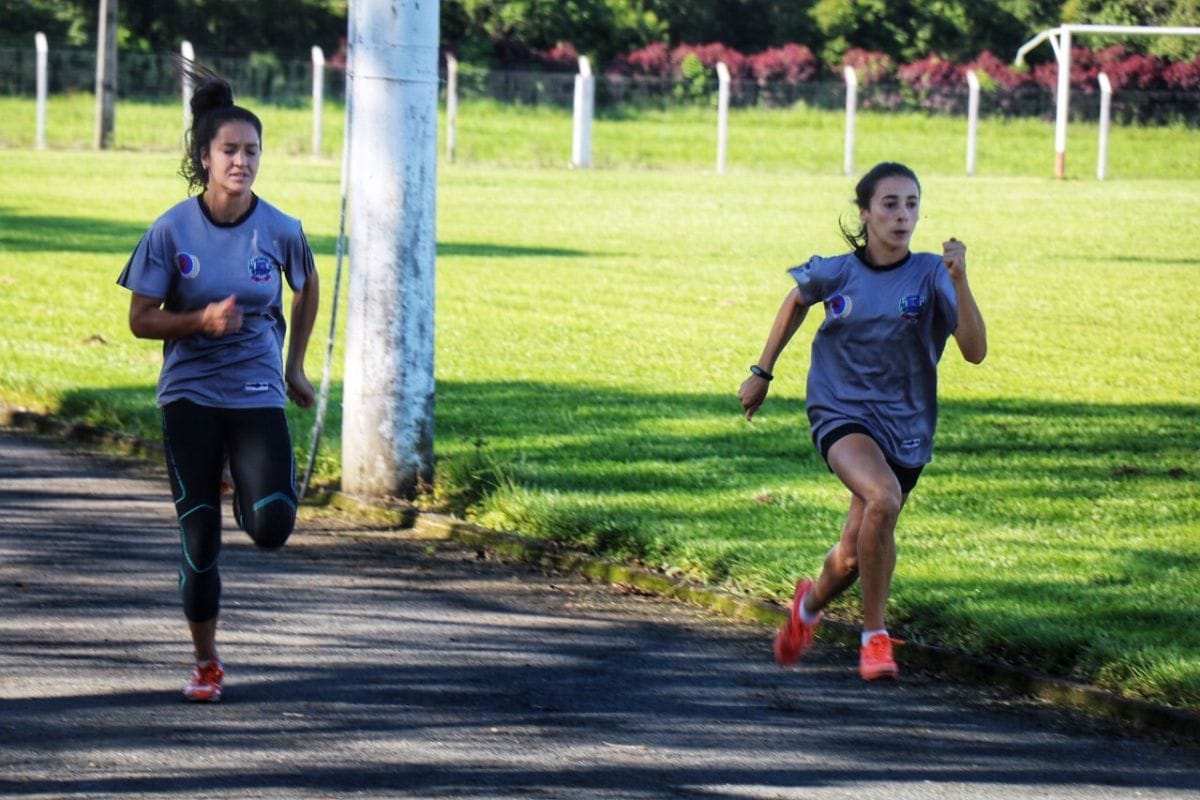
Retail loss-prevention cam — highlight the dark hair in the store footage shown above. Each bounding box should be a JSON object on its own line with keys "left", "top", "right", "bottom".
{"left": 837, "top": 161, "right": 921, "bottom": 250}
{"left": 177, "top": 59, "right": 263, "bottom": 194}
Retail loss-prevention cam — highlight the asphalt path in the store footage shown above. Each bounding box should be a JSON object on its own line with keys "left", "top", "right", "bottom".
{"left": 1, "top": 431, "right": 1198, "bottom": 799}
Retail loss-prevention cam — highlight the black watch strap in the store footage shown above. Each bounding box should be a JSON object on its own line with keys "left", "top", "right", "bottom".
{"left": 750, "top": 365, "right": 773, "bottom": 381}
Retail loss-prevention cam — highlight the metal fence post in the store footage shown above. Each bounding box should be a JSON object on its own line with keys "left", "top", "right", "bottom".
{"left": 966, "top": 70, "right": 980, "bottom": 176}
{"left": 716, "top": 61, "right": 730, "bottom": 175}
{"left": 446, "top": 54, "right": 458, "bottom": 163}
{"left": 843, "top": 65, "right": 857, "bottom": 176}
{"left": 1097, "top": 72, "right": 1113, "bottom": 180}
{"left": 571, "top": 56, "right": 594, "bottom": 168}
{"left": 93, "top": 0, "right": 117, "bottom": 150}
{"left": 181, "top": 40, "right": 195, "bottom": 136}
{"left": 312, "top": 45, "right": 325, "bottom": 158}
{"left": 35, "top": 33, "right": 48, "bottom": 150}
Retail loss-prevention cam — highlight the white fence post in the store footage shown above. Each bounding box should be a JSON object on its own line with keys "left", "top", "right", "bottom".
{"left": 715, "top": 61, "right": 730, "bottom": 174}
{"left": 181, "top": 40, "right": 195, "bottom": 135}
{"left": 1097, "top": 72, "right": 1113, "bottom": 181}
{"left": 311, "top": 45, "right": 325, "bottom": 158}
{"left": 571, "top": 56, "right": 594, "bottom": 168}
{"left": 445, "top": 53, "right": 458, "bottom": 163}
{"left": 35, "top": 33, "right": 48, "bottom": 150}
{"left": 843, "top": 65, "right": 857, "bottom": 176}
{"left": 965, "top": 70, "right": 980, "bottom": 176}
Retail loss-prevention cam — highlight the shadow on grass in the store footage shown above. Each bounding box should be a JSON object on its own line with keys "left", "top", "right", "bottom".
{"left": 60, "top": 379, "right": 1198, "bottom": 505}
{"left": 304, "top": 236, "right": 593, "bottom": 259}
{"left": 0, "top": 208, "right": 150, "bottom": 254}
{"left": 0, "top": 206, "right": 590, "bottom": 261}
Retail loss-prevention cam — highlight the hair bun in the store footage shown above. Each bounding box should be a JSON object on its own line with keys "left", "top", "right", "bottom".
{"left": 190, "top": 77, "right": 234, "bottom": 118}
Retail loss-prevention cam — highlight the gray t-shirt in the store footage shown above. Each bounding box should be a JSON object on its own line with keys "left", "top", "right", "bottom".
{"left": 118, "top": 195, "right": 315, "bottom": 409}
{"left": 788, "top": 250, "right": 958, "bottom": 467}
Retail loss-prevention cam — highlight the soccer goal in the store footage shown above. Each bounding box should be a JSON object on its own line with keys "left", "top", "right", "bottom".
{"left": 1014, "top": 24, "right": 1200, "bottom": 178}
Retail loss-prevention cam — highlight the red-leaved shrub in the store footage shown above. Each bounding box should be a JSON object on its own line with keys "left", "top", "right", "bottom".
{"left": 841, "top": 48, "right": 895, "bottom": 84}
{"left": 537, "top": 41, "right": 580, "bottom": 72}
{"left": 749, "top": 44, "right": 820, "bottom": 84}
{"left": 617, "top": 41, "right": 671, "bottom": 77}
{"left": 898, "top": 53, "right": 965, "bottom": 91}
{"left": 671, "top": 43, "right": 749, "bottom": 79}
{"left": 1164, "top": 55, "right": 1200, "bottom": 90}
{"left": 965, "top": 50, "right": 1034, "bottom": 90}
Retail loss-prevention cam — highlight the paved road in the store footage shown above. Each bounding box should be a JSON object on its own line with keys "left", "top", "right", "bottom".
{"left": 1, "top": 431, "right": 1198, "bottom": 799}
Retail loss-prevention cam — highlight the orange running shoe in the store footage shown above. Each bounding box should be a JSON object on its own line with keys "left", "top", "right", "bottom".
{"left": 774, "top": 578, "right": 820, "bottom": 666}
{"left": 183, "top": 659, "right": 224, "bottom": 702}
{"left": 859, "top": 632, "right": 899, "bottom": 681}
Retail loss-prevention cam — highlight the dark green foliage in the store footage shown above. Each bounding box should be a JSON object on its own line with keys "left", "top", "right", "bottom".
{"left": 0, "top": 0, "right": 91, "bottom": 48}
{"left": 442, "top": 0, "right": 669, "bottom": 67}
{"left": 2, "top": 0, "right": 1196, "bottom": 71}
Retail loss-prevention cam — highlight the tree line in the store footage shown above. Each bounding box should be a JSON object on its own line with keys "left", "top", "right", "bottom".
{"left": 2, "top": 0, "right": 1197, "bottom": 69}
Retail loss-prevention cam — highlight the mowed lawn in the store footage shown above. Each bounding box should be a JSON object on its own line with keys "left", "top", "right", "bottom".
{"left": 0, "top": 99, "right": 1198, "bottom": 711}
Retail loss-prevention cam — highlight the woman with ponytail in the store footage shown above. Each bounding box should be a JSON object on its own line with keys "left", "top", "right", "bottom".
{"left": 118, "top": 63, "right": 320, "bottom": 702}
{"left": 738, "top": 162, "right": 986, "bottom": 682}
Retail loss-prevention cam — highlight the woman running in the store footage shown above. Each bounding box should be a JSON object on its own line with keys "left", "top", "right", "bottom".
{"left": 118, "top": 64, "right": 320, "bottom": 701}
{"left": 738, "top": 161, "right": 986, "bottom": 680}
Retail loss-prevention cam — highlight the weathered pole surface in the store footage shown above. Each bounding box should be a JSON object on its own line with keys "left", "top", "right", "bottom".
{"left": 342, "top": 0, "right": 439, "bottom": 498}
{"left": 93, "top": 0, "right": 117, "bottom": 150}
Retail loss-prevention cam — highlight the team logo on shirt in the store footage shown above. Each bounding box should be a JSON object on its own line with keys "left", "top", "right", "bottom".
{"left": 176, "top": 252, "right": 200, "bottom": 279}
{"left": 898, "top": 293, "right": 927, "bottom": 321}
{"left": 247, "top": 255, "right": 275, "bottom": 283}
{"left": 828, "top": 293, "right": 853, "bottom": 318}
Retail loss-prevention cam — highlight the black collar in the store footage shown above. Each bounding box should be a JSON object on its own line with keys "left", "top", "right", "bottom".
{"left": 197, "top": 193, "right": 258, "bottom": 227}
{"left": 855, "top": 246, "right": 911, "bottom": 272}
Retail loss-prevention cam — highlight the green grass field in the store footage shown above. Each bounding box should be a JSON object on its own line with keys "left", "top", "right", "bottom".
{"left": 1, "top": 96, "right": 1198, "bottom": 711}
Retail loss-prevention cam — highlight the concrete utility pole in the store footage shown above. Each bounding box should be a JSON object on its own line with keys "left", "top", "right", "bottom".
{"left": 93, "top": 0, "right": 117, "bottom": 149}
{"left": 342, "top": 0, "right": 439, "bottom": 498}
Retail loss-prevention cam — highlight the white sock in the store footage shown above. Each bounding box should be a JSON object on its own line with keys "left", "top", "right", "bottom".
{"left": 798, "top": 591, "right": 822, "bottom": 626}
{"left": 862, "top": 628, "right": 888, "bottom": 646}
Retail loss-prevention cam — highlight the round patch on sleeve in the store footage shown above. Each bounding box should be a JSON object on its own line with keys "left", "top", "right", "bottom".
{"left": 176, "top": 252, "right": 200, "bottom": 279}
{"left": 829, "top": 293, "right": 853, "bottom": 318}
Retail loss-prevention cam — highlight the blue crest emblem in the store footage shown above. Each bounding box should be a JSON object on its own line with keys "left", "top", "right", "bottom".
{"left": 898, "top": 293, "right": 927, "bottom": 321}
{"left": 247, "top": 255, "right": 274, "bottom": 284}
{"left": 176, "top": 252, "right": 200, "bottom": 279}
{"left": 828, "top": 293, "right": 853, "bottom": 319}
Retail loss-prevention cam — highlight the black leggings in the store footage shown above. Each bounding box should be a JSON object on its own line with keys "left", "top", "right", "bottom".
{"left": 162, "top": 400, "right": 298, "bottom": 623}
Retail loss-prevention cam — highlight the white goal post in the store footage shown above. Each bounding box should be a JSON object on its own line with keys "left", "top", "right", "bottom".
{"left": 1014, "top": 24, "right": 1200, "bottom": 178}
